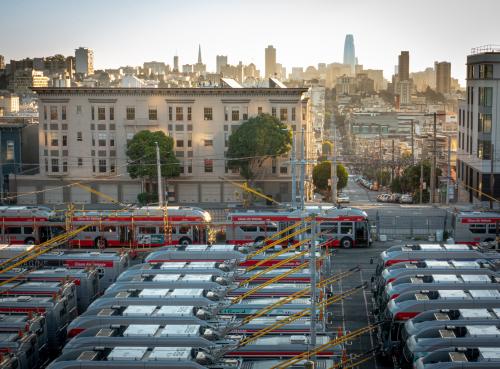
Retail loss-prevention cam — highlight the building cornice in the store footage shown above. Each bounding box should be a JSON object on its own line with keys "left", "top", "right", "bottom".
{"left": 88, "top": 98, "right": 118, "bottom": 103}
{"left": 39, "top": 98, "right": 70, "bottom": 103}
{"left": 32, "top": 87, "right": 309, "bottom": 98}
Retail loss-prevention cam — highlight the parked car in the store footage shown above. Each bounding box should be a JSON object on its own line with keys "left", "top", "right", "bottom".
{"left": 400, "top": 194, "right": 413, "bottom": 203}
{"left": 337, "top": 194, "right": 350, "bottom": 203}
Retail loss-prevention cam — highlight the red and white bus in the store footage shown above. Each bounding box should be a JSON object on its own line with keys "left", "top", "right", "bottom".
{"left": 449, "top": 210, "right": 500, "bottom": 245}
{"left": 0, "top": 206, "right": 211, "bottom": 248}
{"left": 67, "top": 206, "right": 211, "bottom": 248}
{"left": 0, "top": 206, "right": 64, "bottom": 245}
{"left": 226, "top": 207, "right": 371, "bottom": 248}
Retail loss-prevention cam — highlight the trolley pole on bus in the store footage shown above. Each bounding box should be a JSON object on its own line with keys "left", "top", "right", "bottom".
{"left": 155, "top": 142, "right": 164, "bottom": 207}
{"left": 310, "top": 216, "right": 317, "bottom": 358}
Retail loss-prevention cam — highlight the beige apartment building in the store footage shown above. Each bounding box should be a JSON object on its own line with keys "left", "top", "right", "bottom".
{"left": 13, "top": 86, "right": 313, "bottom": 205}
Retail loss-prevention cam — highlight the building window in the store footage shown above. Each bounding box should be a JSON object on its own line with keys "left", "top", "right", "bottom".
{"left": 44, "top": 158, "right": 48, "bottom": 172}
{"left": 176, "top": 107, "right": 183, "bottom": 121}
{"left": 243, "top": 107, "right": 248, "bottom": 120}
{"left": 126, "top": 133, "right": 134, "bottom": 142}
{"left": 63, "top": 161, "right": 68, "bottom": 172}
{"left": 99, "top": 159, "right": 107, "bottom": 173}
{"left": 204, "top": 139, "right": 213, "bottom": 147}
{"left": 91, "top": 106, "right": 95, "bottom": 120}
{"left": 187, "top": 124, "right": 192, "bottom": 131}
{"left": 51, "top": 158, "right": 59, "bottom": 172}
{"left": 50, "top": 106, "right": 58, "bottom": 120}
{"left": 61, "top": 106, "right": 67, "bottom": 120}
{"left": 126, "top": 107, "right": 135, "bottom": 120}
{"left": 176, "top": 140, "right": 184, "bottom": 148}
{"left": 97, "top": 107, "right": 105, "bottom": 120}
{"left": 187, "top": 151, "right": 193, "bottom": 157}
{"left": 479, "top": 64, "right": 493, "bottom": 79}
{"left": 5, "top": 141, "right": 14, "bottom": 161}
{"left": 109, "top": 134, "right": 115, "bottom": 147}
{"left": 92, "top": 159, "right": 95, "bottom": 172}
{"left": 76, "top": 105, "right": 82, "bottom": 114}
{"left": 224, "top": 107, "right": 229, "bottom": 121}
{"left": 110, "top": 161, "right": 116, "bottom": 173}
{"left": 478, "top": 140, "right": 492, "bottom": 160}
{"left": 62, "top": 135, "right": 67, "bottom": 146}
{"left": 61, "top": 123, "right": 68, "bottom": 130}
{"left": 187, "top": 107, "right": 192, "bottom": 121}
{"left": 168, "top": 106, "right": 173, "bottom": 121}
{"left": 175, "top": 151, "right": 184, "bottom": 157}
{"left": 258, "top": 107, "right": 263, "bottom": 115}
{"left": 232, "top": 109, "right": 240, "bottom": 121}
{"left": 51, "top": 137, "right": 58, "bottom": 146}
{"left": 478, "top": 113, "right": 492, "bottom": 133}
{"left": 77, "top": 132, "right": 82, "bottom": 142}
{"left": 188, "top": 164, "right": 192, "bottom": 173}
{"left": 280, "top": 108, "right": 288, "bottom": 121}
{"left": 291, "top": 107, "right": 296, "bottom": 121}
{"left": 204, "top": 107, "right": 213, "bottom": 120}
{"left": 50, "top": 123, "right": 58, "bottom": 130}
{"left": 44, "top": 133, "right": 48, "bottom": 146}
{"left": 175, "top": 124, "right": 183, "bottom": 132}
{"left": 479, "top": 87, "right": 493, "bottom": 107}
{"left": 271, "top": 107, "right": 277, "bottom": 117}
{"left": 187, "top": 139, "right": 192, "bottom": 147}
{"left": 280, "top": 166, "right": 288, "bottom": 174}
{"left": 204, "top": 159, "right": 213, "bottom": 173}
{"left": 78, "top": 158, "right": 83, "bottom": 167}
{"left": 109, "top": 107, "right": 114, "bottom": 120}
{"left": 149, "top": 107, "right": 157, "bottom": 121}
{"left": 43, "top": 106, "right": 47, "bottom": 120}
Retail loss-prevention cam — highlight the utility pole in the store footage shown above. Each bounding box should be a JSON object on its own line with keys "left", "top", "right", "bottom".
{"left": 379, "top": 125, "right": 382, "bottom": 187}
{"left": 420, "top": 161, "right": 424, "bottom": 205}
{"left": 299, "top": 127, "right": 305, "bottom": 210}
{"left": 331, "top": 127, "right": 337, "bottom": 204}
{"left": 411, "top": 119, "right": 415, "bottom": 165}
{"left": 490, "top": 143, "right": 495, "bottom": 209}
{"left": 391, "top": 139, "right": 395, "bottom": 182}
{"left": 310, "top": 217, "right": 317, "bottom": 355}
{"left": 291, "top": 130, "right": 296, "bottom": 208}
{"left": 430, "top": 112, "right": 437, "bottom": 204}
{"left": 155, "top": 142, "right": 164, "bottom": 207}
{"left": 446, "top": 136, "right": 451, "bottom": 205}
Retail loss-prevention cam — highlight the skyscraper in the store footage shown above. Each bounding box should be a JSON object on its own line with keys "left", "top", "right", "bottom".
{"left": 265, "top": 45, "right": 276, "bottom": 78}
{"left": 197, "top": 44, "right": 202, "bottom": 64}
{"left": 194, "top": 45, "right": 206, "bottom": 75}
{"left": 343, "top": 34, "right": 356, "bottom": 74}
{"left": 435, "top": 61, "right": 451, "bottom": 94}
{"left": 75, "top": 47, "right": 94, "bottom": 75}
{"left": 398, "top": 51, "right": 410, "bottom": 80}
{"left": 216, "top": 55, "right": 228, "bottom": 74}
{"left": 173, "top": 55, "right": 179, "bottom": 72}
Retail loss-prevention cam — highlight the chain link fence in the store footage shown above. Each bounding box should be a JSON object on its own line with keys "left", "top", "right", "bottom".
{"left": 375, "top": 213, "right": 447, "bottom": 241}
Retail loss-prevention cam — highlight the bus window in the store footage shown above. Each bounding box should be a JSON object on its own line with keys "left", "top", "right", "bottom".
{"left": 469, "top": 224, "right": 486, "bottom": 233}
{"left": 320, "top": 222, "right": 338, "bottom": 234}
{"left": 5, "top": 227, "right": 22, "bottom": 234}
{"left": 23, "top": 227, "right": 34, "bottom": 235}
{"left": 340, "top": 222, "right": 353, "bottom": 235}
{"left": 488, "top": 224, "right": 499, "bottom": 234}
{"left": 179, "top": 226, "right": 190, "bottom": 234}
{"left": 138, "top": 227, "right": 156, "bottom": 234}
{"left": 260, "top": 225, "right": 277, "bottom": 232}
{"left": 85, "top": 226, "right": 98, "bottom": 233}
{"left": 101, "top": 225, "right": 117, "bottom": 233}
{"left": 240, "top": 225, "right": 258, "bottom": 232}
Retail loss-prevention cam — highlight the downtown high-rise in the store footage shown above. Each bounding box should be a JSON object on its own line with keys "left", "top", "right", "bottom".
{"left": 265, "top": 45, "right": 277, "bottom": 78}
{"left": 343, "top": 34, "right": 356, "bottom": 74}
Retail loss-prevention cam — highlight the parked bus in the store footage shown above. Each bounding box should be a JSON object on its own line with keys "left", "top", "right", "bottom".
{"left": 415, "top": 347, "right": 500, "bottom": 369}
{"left": 404, "top": 324, "right": 500, "bottom": 364}
{"left": 37, "top": 251, "right": 130, "bottom": 289}
{"left": 379, "top": 289, "right": 500, "bottom": 355}
{"left": 372, "top": 259, "right": 500, "bottom": 296}
{"left": 0, "top": 328, "right": 40, "bottom": 369}
{"left": 378, "top": 273, "right": 500, "bottom": 309}
{"left": 226, "top": 207, "right": 371, "bottom": 248}
{"left": 374, "top": 244, "right": 500, "bottom": 274}
{"left": 403, "top": 308, "right": 500, "bottom": 341}
{"left": 449, "top": 210, "right": 500, "bottom": 245}
{"left": 67, "top": 206, "right": 211, "bottom": 248}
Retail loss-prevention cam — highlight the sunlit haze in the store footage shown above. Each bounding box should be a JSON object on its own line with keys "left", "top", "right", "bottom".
{"left": 2, "top": 0, "right": 499, "bottom": 84}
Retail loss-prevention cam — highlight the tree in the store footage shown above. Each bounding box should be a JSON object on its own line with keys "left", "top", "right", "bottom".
{"left": 391, "top": 160, "right": 442, "bottom": 199}
{"left": 312, "top": 161, "right": 348, "bottom": 198}
{"left": 126, "top": 130, "right": 180, "bottom": 200}
{"left": 226, "top": 114, "right": 291, "bottom": 181}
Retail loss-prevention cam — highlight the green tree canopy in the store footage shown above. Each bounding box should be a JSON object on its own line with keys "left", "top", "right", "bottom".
{"left": 391, "top": 160, "right": 442, "bottom": 197}
{"left": 226, "top": 114, "right": 291, "bottom": 180}
{"left": 312, "top": 161, "right": 348, "bottom": 194}
{"left": 126, "top": 130, "right": 180, "bottom": 181}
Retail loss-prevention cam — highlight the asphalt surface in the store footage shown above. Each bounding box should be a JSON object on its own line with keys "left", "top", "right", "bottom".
{"left": 326, "top": 241, "right": 394, "bottom": 369}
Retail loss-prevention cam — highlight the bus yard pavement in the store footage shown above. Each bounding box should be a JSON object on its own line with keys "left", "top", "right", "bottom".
{"left": 327, "top": 241, "right": 398, "bottom": 369}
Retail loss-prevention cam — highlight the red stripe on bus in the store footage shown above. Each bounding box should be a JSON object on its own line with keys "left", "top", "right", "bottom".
{"left": 65, "top": 261, "right": 114, "bottom": 268}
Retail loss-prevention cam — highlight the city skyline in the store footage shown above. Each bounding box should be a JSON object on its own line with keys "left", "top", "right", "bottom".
{"left": 2, "top": 0, "right": 499, "bottom": 84}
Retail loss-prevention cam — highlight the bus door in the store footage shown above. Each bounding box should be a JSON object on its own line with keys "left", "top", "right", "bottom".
{"left": 193, "top": 225, "right": 200, "bottom": 243}
{"left": 39, "top": 225, "right": 65, "bottom": 243}
{"left": 119, "top": 226, "right": 130, "bottom": 244}
{"left": 355, "top": 221, "right": 370, "bottom": 247}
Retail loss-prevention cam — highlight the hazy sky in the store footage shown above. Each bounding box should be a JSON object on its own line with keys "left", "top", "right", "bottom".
{"left": 2, "top": 0, "right": 499, "bottom": 84}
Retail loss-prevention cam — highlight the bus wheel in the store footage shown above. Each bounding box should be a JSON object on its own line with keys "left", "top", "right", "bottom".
{"left": 254, "top": 236, "right": 265, "bottom": 245}
{"left": 94, "top": 237, "right": 107, "bottom": 249}
{"left": 24, "top": 237, "right": 36, "bottom": 245}
{"left": 340, "top": 237, "right": 353, "bottom": 249}
{"left": 179, "top": 237, "right": 192, "bottom": 246}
